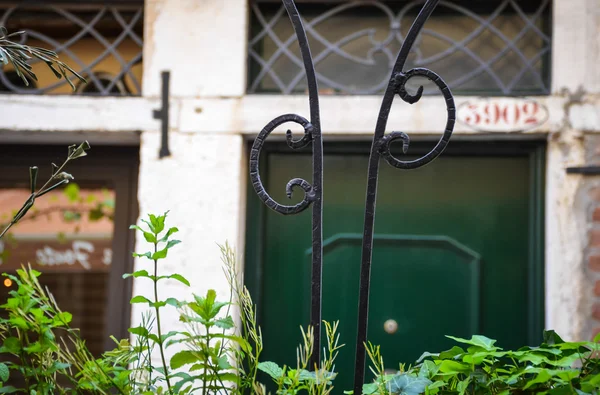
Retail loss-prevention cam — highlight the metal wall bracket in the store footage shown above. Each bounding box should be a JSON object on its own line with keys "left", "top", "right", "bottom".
{"left": 153, "top": 71, "right": 171, "bottom": 159}
{"left": 566, "top": 166, "right": 600, "bottom": 175}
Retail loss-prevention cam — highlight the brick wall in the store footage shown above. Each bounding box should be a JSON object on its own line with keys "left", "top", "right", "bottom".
{"left": 587, "top": 135, "right": 600, "bottom": 341}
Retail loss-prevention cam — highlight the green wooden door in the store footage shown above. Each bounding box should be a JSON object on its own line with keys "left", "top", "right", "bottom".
{"left": 245, "top": 142, "right": 544, "bottom": 393}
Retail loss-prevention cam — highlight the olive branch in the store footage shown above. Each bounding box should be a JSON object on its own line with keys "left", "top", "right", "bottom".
{"left": 0, "top": 26, "right": 86, "bottom": 90}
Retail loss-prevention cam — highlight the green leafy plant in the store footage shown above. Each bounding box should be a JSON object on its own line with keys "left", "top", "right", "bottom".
{"left": 0, "top": 266, "right": 131, "bottom": 394}
{"left": 257, "top": 321, "right": 343, "bottom": 395}
{"left": 358, "top": 331, "right": 600, "bottom": 395}
{"left": 2, "top": 212, "right": 598, "bottom": 395}
{"left": 125, "top": 213, "right": 253, "bottom": 395}
{"left": 126, "top": 212, "right": 184, "bottom": 394}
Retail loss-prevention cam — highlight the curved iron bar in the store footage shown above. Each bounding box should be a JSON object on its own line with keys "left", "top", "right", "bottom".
{"left": 251, "top": 0, "right": 454, "bottom": 386}
{"left": 353, "top": 0, "right": 455, "bottom": 392}
{"left": 249, "top": 0, "right": 324, "bottom": 368}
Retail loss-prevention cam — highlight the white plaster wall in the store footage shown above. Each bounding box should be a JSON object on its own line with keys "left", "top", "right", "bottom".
{"left": 0, "top": 95, "right": 569, "bottom": 135}
{"left": 178, "top": 95, "right": 567, "bottom": 135}
{"left": 552, "top": 0, "right": 600, "bottom": 94}
{"left": 0, "top": 96, "right": 165, "bottom": 132}
{"left": 127, "top": 0, "right": 250, "bottom": 369}
{"left": 143, "top": 0, "right": 248, "bottom": 98}
{"left": 131, "top": 130, "right": 245, "bottom": 362}
{"left": 546, "top": 0, "right": 600, "bottom": 340}
{"left": 545, "top": 129, "right": 588, "bottom": 339}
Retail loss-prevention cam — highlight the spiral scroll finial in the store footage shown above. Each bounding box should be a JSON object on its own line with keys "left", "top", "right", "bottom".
{"left": 249, "top": 0, "right": 324, "bottom": 369}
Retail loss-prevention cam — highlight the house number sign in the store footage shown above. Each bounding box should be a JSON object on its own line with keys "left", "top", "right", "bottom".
{"left": 457, "top": 98, "right": 549, "bottom": 132}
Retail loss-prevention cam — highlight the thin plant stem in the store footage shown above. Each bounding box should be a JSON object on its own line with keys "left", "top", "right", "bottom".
{"left": 203, "top": 329, "right": 210, "bottom": 395}
{"left": 0, "top": 142, "right": 89, "bottom": 241}
{"left": 153, "top": 242, "right": 173, "bottom": 395}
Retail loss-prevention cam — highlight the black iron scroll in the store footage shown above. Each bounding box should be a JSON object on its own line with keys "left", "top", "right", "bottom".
{"left": 353, "top": 0, "right": 455, "bottom": 392}
{"left": 249, "top": 0, "right": 324, "bottom": 368}
{"left": 249, "top": 0, "right": 455, "bottom": 391}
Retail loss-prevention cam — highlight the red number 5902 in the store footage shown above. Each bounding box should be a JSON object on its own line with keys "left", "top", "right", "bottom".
{"left": 458, "top": 99, "right": 548, "bottom": 132}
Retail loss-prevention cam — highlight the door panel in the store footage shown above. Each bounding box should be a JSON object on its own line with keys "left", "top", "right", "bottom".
{"left": 246, "top": 145, "right": 543, "bottom": 393}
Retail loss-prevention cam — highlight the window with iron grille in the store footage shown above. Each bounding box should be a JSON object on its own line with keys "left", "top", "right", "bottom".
{"left": 248, "top": 0, "right": 551, "bottom": 96}
{"left": 0, "top": 1, "right": 143, "bottom": 96}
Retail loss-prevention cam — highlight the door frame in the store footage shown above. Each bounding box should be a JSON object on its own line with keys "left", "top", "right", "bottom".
{"left": 244, "top": 138, "right": 546, "bottom": 345}
{"left": 0, "top": 143, "right": 139, "bottom": 351}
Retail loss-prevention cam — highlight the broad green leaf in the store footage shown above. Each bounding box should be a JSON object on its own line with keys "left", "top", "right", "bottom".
{"left": 128, "top": 326, "right": 149, "bottom": 337}
{"left": 427, "top": 380, "right": 446, "bottom": 390}
{"left": 523, "top": 369, "right": 553, "bottom": 390}
{"left": 152, "top": 248, "right": 168, "bottom": 260}
{"left": 210, "top": 301, "right": 229, "bottom": 319}
{"left": 141, "top": 219, "right": 155, "bottom": 233}
{"left": 168, "top": 273, "right": 190, "bottom": 286}
{"left": 53, "top": 311, "right": 72, "bottom": 326}
{"left": 133, "top": 251, "right": 152, "bottom": 260}
{"left": 215, "top": 316, "right": 235, "bottom": 330}
{"left": 298, "top": 369, "right": 316, "bottom": 382}
{"left": 416, "top": 351, "right": 439, "bottom": 363}
{"left": 160, "top": 227, "right": 179, "bottom": 242}
{"left": 438, "top": 346, "right": 465, "bottom": 360}
{"left": 1, "top": 337, "right": 21, "bottom": 354}
{"left": 543, "top": 330, "right": 565, "bottom": 346}
{"left": 463, "top": 351, "right": 493, "bottom": 365}
{"left": 155, "top": 212, "right": 167, "bottom": 234}
{"left": 129, "top": 225, "right": 156, "bottom": 243}
{"left": 8, "top": 317, "right": 28, "bottom": 330}
{"left": 122, "top": 270, "right": 150, "bottom": 279}
{"left": 438, "top": 360, "right": 471, "bottom": 374}
{"left": 165, "top": 298, "right": 181, "bottom": 307}
{"left": 0, "top": 386, "right": 18, "bottom": 394}
{"left": 130, "top": 295, "right": 152, "bottom": 304}
{"left": 418, "top": 360, "right": 439, "bottom": 379}
{"left": 446, "top": 335, "right": 498, "bottom": 351}
{"left": 218, "top": 355, "right": 232, "bottom": 370}
{"left": 582, "top": 372, "right": 600, "bottom": 393}
{"left": 24, "top": 341, "right": 43, "bottom": 353}
{"left": 161, "top": 331, "right": 179, "bottom": 343}
{"left": 166, "top": 239, "right": 181, "bottom": 249}
{"left": 206, "top": 289, "right": 217, "bottom": 306}
{"left": 457, "top": 377, "right": 470, "bottom": 395}
{"left": 170, "top": 350, "right": 200, "bottom": 369}
{"left": 149, "top": 212, "right": 168, "bottom": 234}
{"left": 359, "top": 383, "right": 379, "bottom": 395}
{"left": 149, "top": 214, "right": 159, "bottom": 229}
{"left": 47, "top": 362, "right": 70, "bottom": 374}
{"left": 0, "top": 363, "right": 9, "bottom": 382}
{"left": 258, "top": 361, "right": 284, "bottom": 379}
{"left": 171, "top": 372, "right": 195, "bottom": 393}
{"left": 388, "top": 374, "right": 431, "bottom": 395}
